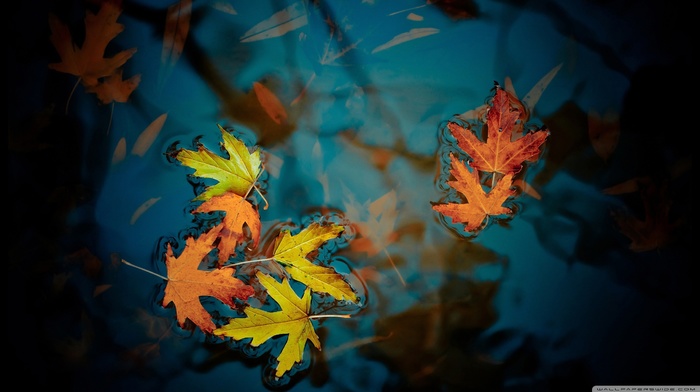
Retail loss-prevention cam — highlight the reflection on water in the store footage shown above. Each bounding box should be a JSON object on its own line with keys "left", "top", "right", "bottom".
{"left": 9, "top": 0, "right": 693, "bottom": 391}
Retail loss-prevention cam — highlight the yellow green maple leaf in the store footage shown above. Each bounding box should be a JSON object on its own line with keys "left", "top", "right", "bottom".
{"left": 272, "top": 223, "right": 358, "bottom": 303}
{"left": 213, "top": 271, "right": 322, "bottom": 378}
{"left": 173, "top": 124, "right": 262, "bottom": 201}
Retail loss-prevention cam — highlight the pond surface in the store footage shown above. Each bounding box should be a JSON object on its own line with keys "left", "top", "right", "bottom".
{"left": 9, "top": 0, "right": 694, "bottom": 391}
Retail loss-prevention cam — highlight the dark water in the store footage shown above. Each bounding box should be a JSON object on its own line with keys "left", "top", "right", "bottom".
{"left": 9, "top": 1, "right": 695, "bottom": 391}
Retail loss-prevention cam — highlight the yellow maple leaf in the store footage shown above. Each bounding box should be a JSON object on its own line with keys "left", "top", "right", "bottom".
{"left": 433, "top": 154, "right": 515, "bottom": 232}
{"left": 272, "top": 223, "right": 358, "bottom": 302}
{"left": 48, "top": 1, "right": 137, "bottom": 87}
{"left": 173, "top": 124, "right": 263, "bottom": 202}
{"left": 213, "top": 271, "right": 322, "bottom": 378}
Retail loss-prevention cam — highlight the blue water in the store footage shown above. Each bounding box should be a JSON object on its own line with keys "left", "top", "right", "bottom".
{"left": 10, "top": 0, "right": 694, "bottom": 391}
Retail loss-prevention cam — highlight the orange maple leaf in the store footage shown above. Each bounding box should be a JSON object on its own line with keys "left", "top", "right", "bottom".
{"left": 433, "top": 154, "right": 515, "bottom": 232}
{"left": 163, "top": 226, "right": 255, "bottom": 333}
{"left": 48, "top": 1, "right": 137, "bottom": 87}
{"left": 449, "top": 87, "right": 549, "bottom": 176}
{"left": 85, "top": 68, "right": 141, "bottom": 104}
{"left": 193, "top": 193, "right": 261, "bottom": 263}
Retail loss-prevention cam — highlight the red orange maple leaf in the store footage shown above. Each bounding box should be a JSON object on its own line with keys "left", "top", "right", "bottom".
{"left": 433, "top": 154, "right": 515, "bottom": 232}
{"left": 449, "top": 87, "right": 549, "bottom": 176}
{"left": 193, "top": 193, "right": 261, "bottom": 263}
{"left": 163, "top": 226, "right": 254, "bottom": 333}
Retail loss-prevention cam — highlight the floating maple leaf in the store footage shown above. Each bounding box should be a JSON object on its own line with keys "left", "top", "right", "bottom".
{"left": 449, "top": 87, "right": 550, "bottom": 176}
{"left": 271, "top": 223, "right": 358, "bottom": 302}
{"left": 162, "top": 227, "right": 255, "bottom": 333}
{"left": 433, "top": 154, "right": 515, "bottom": 232}
{"left": 172, "top": 124, "right": 263, "bottom": 202}
{"left": 214, "top": 271, "right": 324, "bottom": 378}
{"left": 193, "top": 192, "right": 261, "bottom": 262}
{"left": 48, "top": 1, "right": 137, "bottom": 87}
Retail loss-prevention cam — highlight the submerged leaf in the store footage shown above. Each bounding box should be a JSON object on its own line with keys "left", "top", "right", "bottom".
{"left": 86, "top": 68, "right": 141, "bottom": 104}
{"left": 159, "top": 0, "right": 192, "bottom": 86}
{"left": 130, "top": 197, "right": 162, "bottom": 225}
{"left": 371, "top": 27, "right": 439, "bottom": 54}
{"left": 344, "top": 190, "right": 399, "bottom": 257}
{"left": 240, "top": 2, "right": 308, "bottom": 42}
{"left": 48, "top": 2, "right": 137, "bottom": 87}
{"left": 588, "top": 109, "right": 620, "bottom": 163}
{"left": 521, "top": 63, "right": 562, "bottom": 115}
{"left": 112, "top": 137, "right": 127, "bottom": 164}
{"left": 610, "top": 180, "right": 679, "bottom": 252}
{"left": 132, "top": 113, "right": 167, "bottom": 157}
{"left": 253, "top": 81, "right": 288, "bottom": 125}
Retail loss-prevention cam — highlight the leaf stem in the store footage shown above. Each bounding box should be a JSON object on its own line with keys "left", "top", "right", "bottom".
{"left": 291, "top": 72, "right": 316, "bottom": 106}
{"left": 324, "top": 333, "right": 393, "bottom": 360}
{"left": 244, "top": 164, "right": 269, "bottom": 210}
{"left": 383, "top": 248, "right": 406, "bottom": 287}
{"left": 66, "top": 78, "right": 81, "bottom": 114}
{"left": 121, "top": 259, "right": 168, "bottom": 280}
{"left": 253, "top": 185, "right": 268, "bottom": 210}
{"left": 227, "top": 257, "right": 274, "bottom": 267}
{"left": 309, "top": 314, "right": 351, "bottom": 320}
{"left": 106, "top": 102, "right": 114, "bottom": 135}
